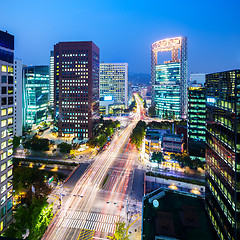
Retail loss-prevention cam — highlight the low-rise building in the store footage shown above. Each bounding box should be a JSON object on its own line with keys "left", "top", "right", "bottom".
{"left": 162, "top": 133, "right": 184, "bottom": 153}
{"left": 145, "top": 129, "right": 170, "bottom": 157}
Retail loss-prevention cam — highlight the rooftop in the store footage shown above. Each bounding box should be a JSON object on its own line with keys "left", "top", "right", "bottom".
{"left": 142, "top": 188, "right": 217, "bottom": 240}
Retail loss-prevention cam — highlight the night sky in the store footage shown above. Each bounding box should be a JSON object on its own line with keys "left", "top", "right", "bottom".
{"left": 1, "top": 0, "right": 240, "bottom": 75}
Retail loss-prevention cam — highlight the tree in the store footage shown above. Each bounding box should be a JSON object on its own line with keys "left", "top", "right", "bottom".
{"left": 4, "top": 198, "right": 53, "bottom": 240}
{"left": 130, "top": 120, "right": 147, "bottom": 149}
{"left": 148, "top": 105, "right": 156, "bottom": 117}
{"left": 108, "top": 220, "right": 130, "bottom": 240}
{"left": 13, "top": 136, "right": 21, "bottom": 150}
{"left": 151, "top": 152, "right": 164, "bottom": 167}
{"left": 57, "top": 142, "right": 72, "bottom": 153}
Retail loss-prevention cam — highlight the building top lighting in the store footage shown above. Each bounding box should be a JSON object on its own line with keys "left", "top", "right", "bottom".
{"left": 151, "top": 37, "right": 182, "bottom": 53}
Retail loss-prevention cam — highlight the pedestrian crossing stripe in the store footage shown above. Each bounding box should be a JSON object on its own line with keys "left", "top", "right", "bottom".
{"left": 56, "top": 211, "right": 119, "bottom": 234}
{"left": 78, "top": 229, "right": 95, "bottom": 240}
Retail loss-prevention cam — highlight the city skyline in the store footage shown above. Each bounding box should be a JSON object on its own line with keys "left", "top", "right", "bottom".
{"left": 0, "top": 0, "right": 239, "bottom": 75}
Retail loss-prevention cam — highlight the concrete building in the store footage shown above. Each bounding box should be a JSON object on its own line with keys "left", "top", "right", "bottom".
{"left": 23, "top": 66, "right": 49, "bottom": 129}
{"left": 145, "top": 129, "right": 170, "bottom": 158}
{"left": 162, "top": 133, "right": 184, "bottom": 153}
{"left": 13, "top": 59, "right": 22, "bottom": 137}
{"left": 205, "top": 70, "right": 240, "bottom": 240}
{"left": 99, "top": 63, "right": 128, "bottom": 114}
{"left": 151, "top": 37, "right": 187, "bottom": 119}
{"left": 0, "top": 30, "right": 15, "bottom": 231}
{"left": 54, "top": 41, "right": 100, "bottom": 139}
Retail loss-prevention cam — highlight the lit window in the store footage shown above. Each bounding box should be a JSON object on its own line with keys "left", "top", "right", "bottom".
{"left": 8, "top": 107, "right": 13, "bottom": 115}
{"left": 8, "top": 148, "right": 13, "bottom": 156}
{"left": 7, "top": 160, "right": 12, "bottom": 167}
{"left": 1, "top": 109, "right": 6, "bottom": 116}
{"left": 7, "top": 169, "right": 12, "bottom": 178}
{"left": 1, "top": 65, "right": 7, "bottom": 72}
{"left": 1, "top": 120, "right": 6, "bottom": 127}
{"left": 1, "top": 164, "right": 6, "bottom": 172}
{"left": 1, "top": 142, "right": 6, "bottom": 150}
{"left": 8, "top": 66, "right": 13, "bottom": 73}
{"left": 1, "top": 174, "right": 6, "bottom": 183}
{"left": 1, "top": 152, "right": 6, "bottom": 161}
{"left": 7, "top": 191, "right": 11, "bottom": 198}
{"left": 1, "top": 196, "right": 6, "bottom": 205}
{"left": 1, "top": 185, "right": 6, "bottom": 194}
{"left": 7, "top": 118, "right": 13, "bottom": 125}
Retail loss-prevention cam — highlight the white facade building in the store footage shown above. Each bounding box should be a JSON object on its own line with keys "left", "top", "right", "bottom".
{"left": 0, "top": 30, "right": 14, "bottom": 231}
{"left": 100, "top": 63, "right": 128, "bottom": 109}
{"left": 14, "top": 59, "right": 22, "bottom": 137}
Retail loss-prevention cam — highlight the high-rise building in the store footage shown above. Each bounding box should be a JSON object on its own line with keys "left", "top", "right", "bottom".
{"left": 151, "top": 37, "right": 187, "bottom": 119}
{"left": 54, "top": 41, "right": 100, "bottom": 139}
{"left": 99, "top": 63, "right": 128, "bottom": 112}
{"left": 188, "top": 87, "right": 206, "bottom": 141}
{"left": 0, "top": 30, "right": 15, "bottom": 231}
{"left": 23, "top": 66, "right": 49, "bottom": 129}
{"left": 14, "top": 59, "right": 23, "bottom": 137}
{"left": 205, "top": 70, "right": 240, "bottom": 240}
{"left": 49, "top": 51, "right": 54, "bottom": 108}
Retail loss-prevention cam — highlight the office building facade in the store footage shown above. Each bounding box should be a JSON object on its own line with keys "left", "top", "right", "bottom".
{"left": 14, "top": 59, "right": 23, "bottom": 137}
{"left": 99, "top": 63, "right": 128, "bottom": 112}
{"left": 0, "top": 30, "right": 14, "bottom": 231}
{"left": 151, "top": 37, "right": 187, "bottom": 119}
{"left": 205, "top": 70, "right": 240, "bottom": 240}
{"left": 49, "top": 51, "right": 54, "bottom": 108}
{"left": 188, "top": 87, "right": 206, "bottom": 141}
{"left": 23, "top": 66, "right": 49, "bottom": 129}
{"left": 54, "top": 41, "right": 99, "bottom": 139}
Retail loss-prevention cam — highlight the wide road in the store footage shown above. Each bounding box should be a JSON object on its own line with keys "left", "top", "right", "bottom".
{"left": 43, "top": 98, "right": 143, "bottom": 240}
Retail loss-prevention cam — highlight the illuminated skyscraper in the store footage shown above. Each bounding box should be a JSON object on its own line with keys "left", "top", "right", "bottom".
{"left": 49, "top": 51, "right": 54, "bottom": 108}
{"left": 99, "top": 63, "right": 128, "bottom": 111}
{"left": 188, "top": 87, "right": 206, "bottom": 141}
{"left": 205, "top": 70, "right": 240, "bottom": 240}
{"left": 23, "top": 66, "right": 49, "bottom": 129}
{"left": 54, "top": 41, "right": 99, "bottom": 139}
{"left": 0, "top": 30, "right": 14, "bottom": 231}
{"left": 151, "top": 37, "right": 187, "bottom": 119}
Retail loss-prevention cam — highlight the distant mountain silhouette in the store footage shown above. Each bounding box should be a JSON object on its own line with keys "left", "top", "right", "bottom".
{"left": 129, "top": 73, "right": 151, "bottom": 85}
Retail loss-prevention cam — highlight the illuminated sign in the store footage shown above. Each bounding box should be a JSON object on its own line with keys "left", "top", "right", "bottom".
{"left": 104, "top": 96, "right": 113, "bottom": 101}
{"left": 207, "top": 97, "right": 216, "bottom": 103}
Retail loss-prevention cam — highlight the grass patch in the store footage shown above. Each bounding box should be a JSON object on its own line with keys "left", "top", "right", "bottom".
{"left": 101, "top": 171, "right": 111, "bottom": 189}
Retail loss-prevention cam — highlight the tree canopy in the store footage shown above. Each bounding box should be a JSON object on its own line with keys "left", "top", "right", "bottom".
{"left": 130, "top": 120, "right": 147, "bottom": 149}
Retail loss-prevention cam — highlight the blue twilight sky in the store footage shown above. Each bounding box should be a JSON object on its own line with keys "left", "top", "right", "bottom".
{"left": 0, "top": 0, "right": 240, "bottom": 75}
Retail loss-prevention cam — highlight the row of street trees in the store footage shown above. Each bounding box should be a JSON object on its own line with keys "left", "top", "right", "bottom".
{"left": 130, "top": 120, "right": 147, "bottom": 149}
{"left": 170, "top": 152, "right": 204, "bottom": 170}
{"left": 4, "top": 166, "right": 53, "bottom": 239}
{"left": 87, "top": 120, "right": 120, "bottom": 148}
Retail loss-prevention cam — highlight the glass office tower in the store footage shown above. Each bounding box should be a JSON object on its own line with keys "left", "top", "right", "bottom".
{"left": 0, "top": 30, "right": 14, "bottom": 232}
{"left": 100, "top": 63, "right": 128, "bottom": 109}
{"left": 188, "top": 87, "right": 206, "bottom": 141}
{"left": 205, "top": 70, "right": 240, "bottom": 240}
{"left": 154, "top": 62, "right": 180, "bottom": 119}
{"left": 151, "top": 37, "right": 187, "bottom": 119}
{"left": 23, "top": 66, "right": 49, "bottom": 129}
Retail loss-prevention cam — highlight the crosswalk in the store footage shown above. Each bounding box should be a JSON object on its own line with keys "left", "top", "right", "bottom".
{"left": 57, "top": 211, "right": 120, "bottom": 234}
